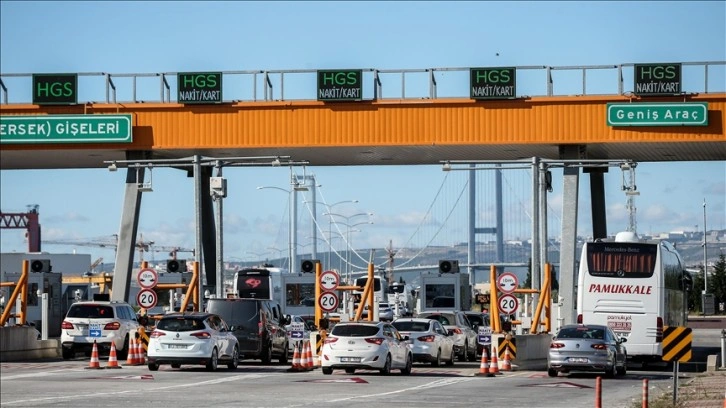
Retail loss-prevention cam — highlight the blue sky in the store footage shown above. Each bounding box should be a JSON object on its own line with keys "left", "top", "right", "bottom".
{"left": 1, "top": 1, "right": 725, "bottom": 267}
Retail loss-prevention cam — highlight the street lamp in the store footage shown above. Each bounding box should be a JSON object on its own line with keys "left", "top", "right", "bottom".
{"left": 324, "top": 211, "right": 373, "bottom": 282}
{"left": 257, "top": 180, "right": 308, "bottom": 273}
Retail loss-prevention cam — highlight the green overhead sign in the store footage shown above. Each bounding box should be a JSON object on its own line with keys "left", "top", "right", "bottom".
{"left": 0, "top": 115, "right": 133, "bottom": 144}
{"left": 606, "top": 103, "right": 708, "bottom": 127}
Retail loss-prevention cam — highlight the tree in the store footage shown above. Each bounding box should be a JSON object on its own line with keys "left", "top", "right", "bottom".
{"left": 708, "top": 254, "right": 726, "bottom": 314}
{"left": 688, "top": 266, "right": 706, "bottom": 313}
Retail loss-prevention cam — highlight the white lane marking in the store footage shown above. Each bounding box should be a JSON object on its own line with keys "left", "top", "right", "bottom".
{"left": 1, "top": 368, "right": 86, "bottom": 380}
{"left": 285, "top": 377, "right": 476, "bottom": 407}
{"left": 1, "top": 372, "right": 284, "bottom": 405}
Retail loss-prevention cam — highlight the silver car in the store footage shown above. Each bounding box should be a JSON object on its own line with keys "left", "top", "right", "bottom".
{"left": 547, "top": 324, "right": 627, "bottom": 377}
{"left": 146, "top": 312, "right": 239, "bottom": 371}
{"left": 392, "top": 318, "right": 455, "bottom": 366}
{"left": 417, "top": 311, "right": 478, "bottom": 362}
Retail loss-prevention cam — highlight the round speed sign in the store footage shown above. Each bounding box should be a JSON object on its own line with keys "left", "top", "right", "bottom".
{"left": 318, "top": 292, "right": 339, "bottom": 312}
{"left": 136, "top": 289, "right": 158, "bottom": 309}
{"left": 498, "top": 294, "right": 519, "bottom": 315}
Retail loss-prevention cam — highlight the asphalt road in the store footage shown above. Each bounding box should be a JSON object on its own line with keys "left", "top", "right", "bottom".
{"left": 0, "top": 357, "right": 692, "bottom": 408}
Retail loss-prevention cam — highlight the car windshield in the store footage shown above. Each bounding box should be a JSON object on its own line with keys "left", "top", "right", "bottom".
{"left": 419, "top": 313, "right": 454, "bottom": 326}
{"left": 392, "top": 321, "right": 429, "bottom": 332}
{"left": 67, "top": 305, "right": 114, "bottom": 318}
{"left": 557, "top": 327, "right": 605, "bottom": 339}
{"left": 157, "top": 317, "right": 205, "bottom": 332}
{"left": 331, "top": 325, "right": 379, "bottom": 337}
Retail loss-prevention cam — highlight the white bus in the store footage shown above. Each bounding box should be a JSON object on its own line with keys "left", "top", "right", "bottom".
{"left": 577, "top": 231, "right": 691, "bottom": 364}
{"left": 352, "top": 276, "right": 389, "bottom": 306}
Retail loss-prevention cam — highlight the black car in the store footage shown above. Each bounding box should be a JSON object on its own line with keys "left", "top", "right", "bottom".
{"left": 206, "top": 298, "right": 289, "bottom": 364}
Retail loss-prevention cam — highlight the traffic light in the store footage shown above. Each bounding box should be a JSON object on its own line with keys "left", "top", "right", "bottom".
{"left": 30, "top": 259, "right": 51, "bottom": 273}
{"left": 438, "top": 260, "right": 459, "bottom": 274}
{"left": 167, "top": 259, "right": 187, "bottom": 273}
{"left": 301, "top": 259, "right": 319, "bottom": 273}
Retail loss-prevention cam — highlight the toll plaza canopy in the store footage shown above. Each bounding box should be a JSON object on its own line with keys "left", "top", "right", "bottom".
{"left": 1, "top": 61, "right": 725, "bottom": 169}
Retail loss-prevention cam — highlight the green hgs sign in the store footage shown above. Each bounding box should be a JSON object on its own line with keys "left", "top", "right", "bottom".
{"left": 32, "top": 73, "right": 78, "bottom": 105}
{"left": 178, "top": 72, "right": 222, "bottom": 104}
{"left": 606, "top": 103, "right": 708, "bottom": 127}
{"left": 317, "top": 70, "right": 362, "bottom": 101}
{"left": 0, "top": 115, "right": 133, "bottom": 144}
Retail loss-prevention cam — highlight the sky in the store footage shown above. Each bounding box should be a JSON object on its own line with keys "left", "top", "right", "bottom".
{"left": 1, "top": 1, "right": 725, "bottom": 270}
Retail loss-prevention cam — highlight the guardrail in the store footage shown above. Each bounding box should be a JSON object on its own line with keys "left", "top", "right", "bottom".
{"left": 1, "top": 61, "right": 724, "bottom": 104}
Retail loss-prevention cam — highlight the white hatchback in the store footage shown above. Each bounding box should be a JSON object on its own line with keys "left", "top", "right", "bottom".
{"left": 321, "top": 321, "right": 412, "bottom": 375}
{"left": 392, "top": 317, "right": 456, "bottom": 366}
{"left": 146, "top": 312, "right": 239, "bottom": 371}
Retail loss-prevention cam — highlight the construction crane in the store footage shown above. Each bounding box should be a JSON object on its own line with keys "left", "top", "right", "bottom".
{"left": 43, "top": 234, "right": 159, "bottom": 263}
{"left": 0, "top": 204, "right": 41, "bottom": 252}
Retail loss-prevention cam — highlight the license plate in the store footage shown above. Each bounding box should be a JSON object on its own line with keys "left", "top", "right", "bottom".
{"left": 340, "top": 357, "right": 361, "bottom": 363}
{"left": 568, "top": 357, "right": 588, "bottom": 363}
{"left": 167, "top": 344, "right": 187, "bottom": 350}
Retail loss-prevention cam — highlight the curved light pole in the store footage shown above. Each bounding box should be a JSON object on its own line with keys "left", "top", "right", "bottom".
{"left": 323, "top": 211, "right": 373, "bottom": 282}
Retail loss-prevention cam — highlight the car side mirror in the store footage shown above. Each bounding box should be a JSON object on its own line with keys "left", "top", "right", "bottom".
{"left": 619, "top": 337, "right": 627, "bottom": 343}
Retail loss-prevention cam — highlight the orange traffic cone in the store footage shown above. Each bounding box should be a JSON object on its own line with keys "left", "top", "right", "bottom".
{"left": 501, "top": 348, "right": 512, "bottom": 371}
{"left": 106, "top": 341, "right": 122, "bottom": 369}
{"left": 125, "top": 336, "right": 137, "bottom": 366}
{"left": 475, "top": 347, "right": 493, "bottom": 377}
{"left": 85, "top": 340, "right": 103, "bottom": 369}
{"left": 136, "top": 338, "right": 146, "bottom": 364}
{"left": 305, "top": 341, "right": 315, "bottom": 370}
{"left": 489, "top": 346, "right": 500, "bottom": 375}
{"left": 287, "top": 342, "right": 302, "bottom": 372}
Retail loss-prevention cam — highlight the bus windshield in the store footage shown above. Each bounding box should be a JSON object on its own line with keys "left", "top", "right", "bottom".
{"left": 586, "top": 242, "right": 657, "bottom": 278}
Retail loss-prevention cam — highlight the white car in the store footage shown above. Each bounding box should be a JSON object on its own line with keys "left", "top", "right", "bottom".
{"left": 417, "top": 311, "right": 478, "bottom": 362}
{"left": 146, "top": 312, "right": 239, "bottom": 371}
{"left": 392, "top": 317, "right": 456, "bottom": 366}
{"left": 321, "top": 321, "right": 412, "bottom": 375}
{"left": 60, "top": 301, "right": 140, "bottom": 360}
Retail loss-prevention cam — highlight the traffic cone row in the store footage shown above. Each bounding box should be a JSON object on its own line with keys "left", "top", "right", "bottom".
{"left": 106, "top": 341, "right": 122, "bottom": 369}
{"left": 501, "top": 348, "right": 512, "bottom": 371}
{"left": 489, "top": 346, "right": 500, "bottom": 375}
{"left": 124, "top": 337, "right": 144, "bottom": 366}
{"left": 85, "top": 340, "right": 103, "bottom": 369}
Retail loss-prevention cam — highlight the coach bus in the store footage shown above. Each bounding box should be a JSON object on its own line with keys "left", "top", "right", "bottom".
{"left": 576, "top": 231, "right": 692, "bottom": 364}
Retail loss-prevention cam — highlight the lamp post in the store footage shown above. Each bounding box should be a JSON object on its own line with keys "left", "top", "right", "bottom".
{"left": 323, "top": 211, "right": 373, "bottom": 282}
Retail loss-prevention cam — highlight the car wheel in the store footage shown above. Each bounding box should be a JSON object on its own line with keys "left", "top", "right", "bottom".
{"left": 606, "top": 362, "right": 617, "bottom": 378}
{"left": 228, "top": 346, "right": 239, "bottom": 370}
{"left": 446, "top": 348, "right": 455, "bottom": 366}
{"left": 458, "top": 343, "right": 468, "bottom": 362}
{"left": 278, "top": 342, "right": 289, "bottom": 364}
{"left": 261, "top": 343, "right": 272, "bottom": 364}
{"left": 547, "top": 368, "right": 558, "bottom": 377}
{"left": 401, "top": 354, "right": 412, "bottom": 375}
{"left": 345, "top": 368, "right": 356, "bottom": 374}
{"left": 468, "top": 344, "right": 477, "bottom": 362}
{"left": 432, "top": 349, "right": 441, "bottom": 367}
{"left": 148, "top": 363, "right": 160, "bottom": 371}
{"left": 206, "top": 348, "right": 218, "bottom": 371}
{"left": 322, "top": 367, "right": 333, "bottom": 375}
{"left": 62, "top": 348, "right": 74, "bottom": 360}
{"left": 379, "top": 354, "right": 392, "bottom": 375}
{"left": 117, "top": 335, "right": 129, "bottom": 361}
{"left": 171, "top": 363, "right": 181, "bottom": 369}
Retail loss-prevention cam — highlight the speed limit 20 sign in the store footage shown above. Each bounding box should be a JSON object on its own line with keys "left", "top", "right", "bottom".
{"left": 318, "top": 292, "right": 339, "bottom": 312}
{"left": 136, "top": 289, "right": 158, "bottom": 309}
{"left": 498, "top": 294, "right": 519, "bottom": 315}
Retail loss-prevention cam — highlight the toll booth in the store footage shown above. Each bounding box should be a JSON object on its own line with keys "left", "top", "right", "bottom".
{"left": 281, "top": 273, "right": 316, "bottom": 316}
{"left": 2, "top": 271, "right": 63, "bottom": 337}
{"left": 416, "top": 272, "right": 472, "bottom": 313}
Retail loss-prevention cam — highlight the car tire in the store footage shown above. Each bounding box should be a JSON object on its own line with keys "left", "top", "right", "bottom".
{"left": 345, "top": 368, "right": 356, "bottom": 374}
{"left": 206, "top": 348, "right": 218, "bottom": 371}
{"left": 467, "top": 344, "right": 477, "bottom": 362}
{"left": 228, "top": 346, "right": 239, "bottom": 370}
{"left": 261, "top": 343, "right": 272, "bottom": 364}
{"left": 322, "top": 367, "right": 333, "bottom": 375}
{"left": 547, "top": 368, "right": 558, "bottom": 377}
{"left": 616, "top": 363, "right": 627, "bottom": 376}
{"left": 446, "top": 348, "right": 455, "bottom": 366}
{"left": 458, "top": 343, "right": 468, "bottom": 362}
{"left": 432, "top": 349, "right": 441, "bottom": 367}
{"left": 148, "top": 362, "right": 160, "bottom": 371}
{"left": 62, "top": 348, "right": 74, "bottom": 360}
{"left": 401, "top": 354, "right": 413, "bottom": 375}
{"left": 117, "top": 335, "right": 129, "bottom": 361}
{"left": 171, "top": 363, "right": 181, "bottom": 369}
{"left": 380, "top": 354, "right": 391, "bottom": 375}
{"left": 606, "top": 363, "right": 617, "bottom": 378}
{"left": 279, "top": 342, "right": 289, "bottom": 364}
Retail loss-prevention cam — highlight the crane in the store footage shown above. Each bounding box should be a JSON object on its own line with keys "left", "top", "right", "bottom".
{"left": 0, "top": 204, "right": 41, "bottom": 252}
{"left": 42, "top": 234, "right": 176, "bottom": 263}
